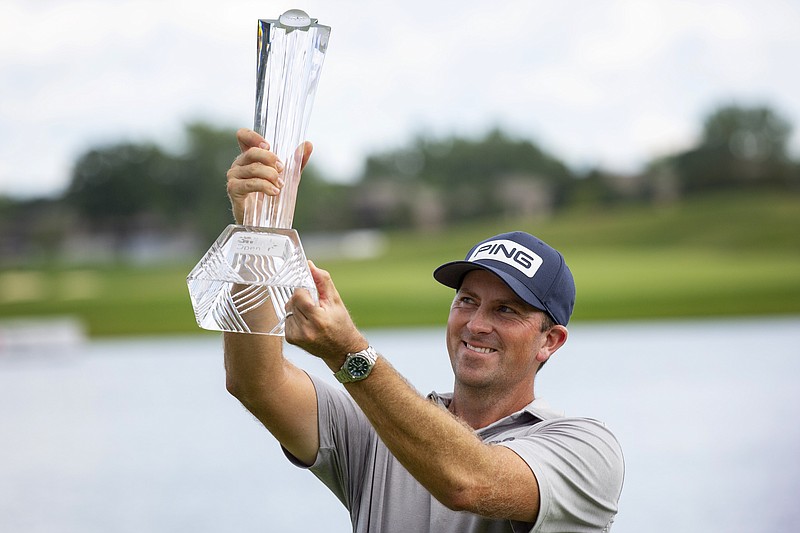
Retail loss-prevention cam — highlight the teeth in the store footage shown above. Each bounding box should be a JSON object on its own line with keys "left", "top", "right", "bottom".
{"left": 466, "top": 343, "right": 494, "bottom": 354}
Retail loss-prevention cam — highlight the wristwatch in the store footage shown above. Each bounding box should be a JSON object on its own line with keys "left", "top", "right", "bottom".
{"left": 334, "top": 346, "right": 379, "bottom": 383}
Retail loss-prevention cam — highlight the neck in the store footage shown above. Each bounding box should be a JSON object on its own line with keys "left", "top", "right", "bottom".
{"left": 448, "top": 385, "right": 535, "bottom": 430}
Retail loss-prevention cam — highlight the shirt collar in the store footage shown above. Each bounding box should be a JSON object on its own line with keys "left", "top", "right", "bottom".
{"left": 427, "top": 391, "right": 565, "bottom": 432}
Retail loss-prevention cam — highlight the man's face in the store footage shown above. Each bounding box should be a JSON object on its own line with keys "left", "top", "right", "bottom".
{"left": 446, "top": 270, "right": 551, "bottom": 398}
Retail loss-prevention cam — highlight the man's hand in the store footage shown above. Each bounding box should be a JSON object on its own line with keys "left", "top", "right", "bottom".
{"left": 284, "top": 261, "right": 369, "bottom": 369}
{"left": 226, "top": 129, "right": 313, "bottom": 224}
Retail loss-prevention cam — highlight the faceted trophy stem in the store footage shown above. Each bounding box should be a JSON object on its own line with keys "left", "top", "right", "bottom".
{"left": 245, "top": 12, "right": 330, "bottom": 229}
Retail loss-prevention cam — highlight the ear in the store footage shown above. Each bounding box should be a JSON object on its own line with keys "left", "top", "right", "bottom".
{"left": 535, "top": 325, "right": 568, "bottom": 365}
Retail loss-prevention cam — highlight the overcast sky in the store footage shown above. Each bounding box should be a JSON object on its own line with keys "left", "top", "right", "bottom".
{"left": 2, "top": 0, "right": 799, "bottom": 198}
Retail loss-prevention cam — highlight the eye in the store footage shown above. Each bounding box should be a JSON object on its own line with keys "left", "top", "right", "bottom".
{"left": 453, "top": 294, "right": 477, "bottom": 307}
{"left": 498, "top": 305, "right": 517, "bottom": 314}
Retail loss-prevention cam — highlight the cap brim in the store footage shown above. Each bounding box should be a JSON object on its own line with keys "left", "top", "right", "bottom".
{"left": 432, "top": 261, "right": 482, "bottom": 289}
{"left": 433, "top": 260, "right": 550, "bottom": 317}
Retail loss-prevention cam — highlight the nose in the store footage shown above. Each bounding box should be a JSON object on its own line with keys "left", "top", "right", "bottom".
{"left": 466, "top": 305, "right": 493, "bottom": 335}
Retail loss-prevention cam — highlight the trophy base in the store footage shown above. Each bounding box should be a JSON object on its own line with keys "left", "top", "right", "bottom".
{"left": 187, "top": 225, "right": 317, "bottom": 335}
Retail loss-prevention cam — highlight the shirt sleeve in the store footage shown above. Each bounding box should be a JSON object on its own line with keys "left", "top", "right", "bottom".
{"left": 283, "top": 374, "right": 375, "bottom": 512}
{"left": 501, "top": 417, "right": 625, "bottom": 533}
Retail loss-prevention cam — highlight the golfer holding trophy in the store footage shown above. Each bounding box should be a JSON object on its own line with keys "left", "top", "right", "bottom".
{"left": 191, "top": 11, "right": 624, "bottom": 533}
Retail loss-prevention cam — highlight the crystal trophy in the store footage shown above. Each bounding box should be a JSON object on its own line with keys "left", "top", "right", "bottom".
{"left": 187, "top": 10, "right": 330, "bottom": 335}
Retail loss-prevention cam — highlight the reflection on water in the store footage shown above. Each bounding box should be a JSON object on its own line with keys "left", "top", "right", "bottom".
{"left": 1, "top": 318, "right": 799, "bottom": 533}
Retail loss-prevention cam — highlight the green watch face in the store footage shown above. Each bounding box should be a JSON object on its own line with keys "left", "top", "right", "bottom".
{"left": 346, "top": 355, "right": 371, "bottom": 378}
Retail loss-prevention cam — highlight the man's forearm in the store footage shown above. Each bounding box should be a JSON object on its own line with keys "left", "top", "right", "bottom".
{"left": 344, "top": 356, "right": 539, "bottom": 522}
{"left": 223, "top": 332, "right": 284, "bottom": 403}
{"left": 222, "top": 287, "right": 289, "bottom": 404}
{"left": 223, "top": 332, "right": 320, "bottom": 466}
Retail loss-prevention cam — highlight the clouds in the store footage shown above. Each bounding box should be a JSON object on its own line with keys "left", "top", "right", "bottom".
{"left": 1, "top": 0, "right": 798, "bottom": 198}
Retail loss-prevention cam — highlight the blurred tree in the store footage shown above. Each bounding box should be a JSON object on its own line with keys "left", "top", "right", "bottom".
{"left": 292, "top": 165, "right": 357, "bottom": 231}
{"left": 703, "top": 105, "right": 791, "bottom": 157}
{"left": 64, "top": 125, "right": 245, "bottom": 257}
{"left": 62, "top": 122, "right": 361, "bottom": 256}
{"left": 66, "top": 142, "right": 173, "bottom": 243}
{"left": 671, "top": 104, "right": 796, "bottom": 192}
{"left": 0, "top": 197, "right": 72, "bottom": 265}
{"left": 171, "top": 122, "right": 240, "bottom": 242}
{"left": 571, "top": 168, "right": 646, "bottom": 207}
{"left": 359, "top": 129, "right": 574, "bottom": 228}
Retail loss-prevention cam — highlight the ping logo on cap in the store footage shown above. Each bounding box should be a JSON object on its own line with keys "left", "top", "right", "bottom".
{"left": 468, "top": 239, "right": 543, "bottom": 278}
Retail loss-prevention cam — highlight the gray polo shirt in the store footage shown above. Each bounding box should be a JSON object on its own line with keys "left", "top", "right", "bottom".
{"left": 286, "top": 374, "right": 624, "bottom": 533}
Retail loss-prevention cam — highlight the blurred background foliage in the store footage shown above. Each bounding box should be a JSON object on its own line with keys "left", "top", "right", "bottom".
{"left": 1, "top": 102, "right": 799, "bottom": 335}
{"left": 3, "top": 102, "right": 798, "bottom": 260}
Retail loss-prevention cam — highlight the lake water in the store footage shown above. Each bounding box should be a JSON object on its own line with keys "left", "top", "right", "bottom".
{"left": 1, "top": 317, "right": 799, "bottom": 532}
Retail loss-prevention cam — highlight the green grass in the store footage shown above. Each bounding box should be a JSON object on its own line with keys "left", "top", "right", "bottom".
{"left": 1, "top": 190, "right": 798, "bottom": 336}
{"left": 0, "top": 265, "right": 199, "bottom": 336}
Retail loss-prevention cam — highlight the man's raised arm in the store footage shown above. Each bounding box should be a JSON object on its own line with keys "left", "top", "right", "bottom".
{"left": 222, "top": 129, "right": 319, "bottom": 466}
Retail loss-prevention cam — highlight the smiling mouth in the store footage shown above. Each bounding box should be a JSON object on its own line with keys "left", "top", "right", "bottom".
{"left": 464, "top": 342, "right": 496, "bottom": 354}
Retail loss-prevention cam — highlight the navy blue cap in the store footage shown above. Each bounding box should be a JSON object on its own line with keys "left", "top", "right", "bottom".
{"left": 433, "top": 231, "right": 575, "bottom": 325}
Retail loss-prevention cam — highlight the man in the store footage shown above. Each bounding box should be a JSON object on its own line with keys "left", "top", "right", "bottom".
{"left": 224, "top": 129, "right": 624, "bottom": 532}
